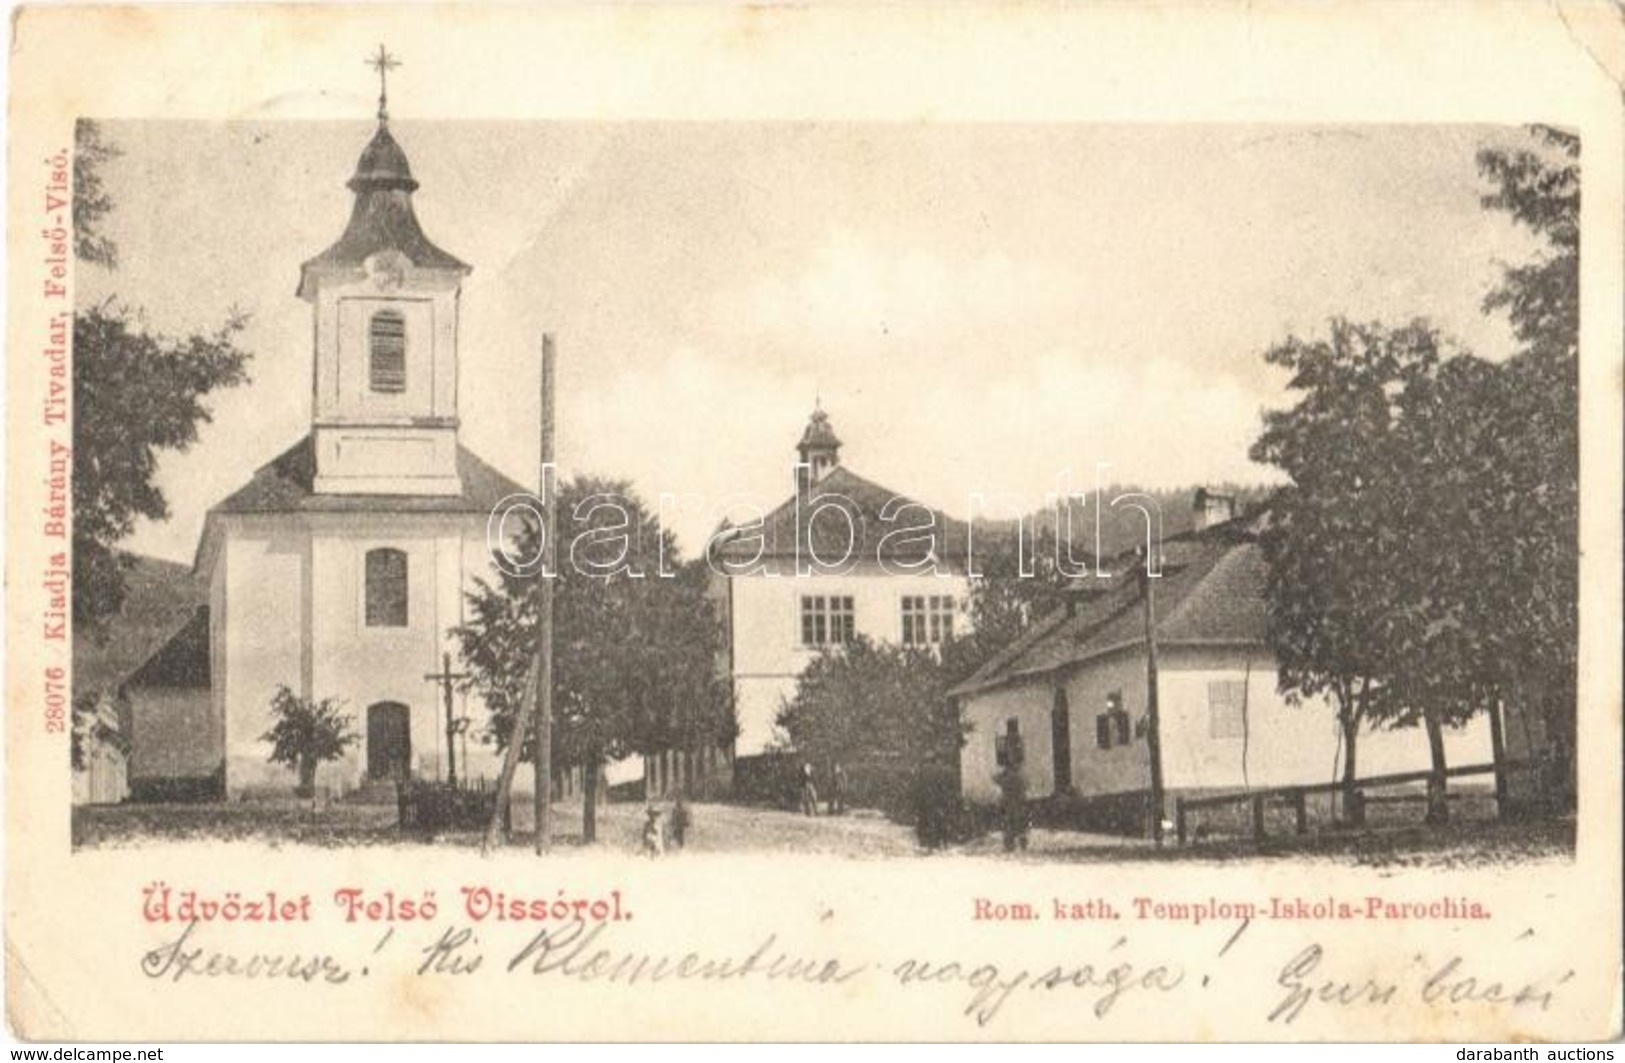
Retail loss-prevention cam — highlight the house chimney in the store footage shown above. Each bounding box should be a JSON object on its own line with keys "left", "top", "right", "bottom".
{"left": 1192, "top": 487, "right": 1236, "bottom": 532}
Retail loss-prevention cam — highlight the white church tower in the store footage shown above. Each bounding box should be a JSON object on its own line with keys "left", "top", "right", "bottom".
{"left": 300, "top": 78, "right": 469, "bottom": 496}
{"left": 127, "top": 53, "right": 528, "bottom": 800}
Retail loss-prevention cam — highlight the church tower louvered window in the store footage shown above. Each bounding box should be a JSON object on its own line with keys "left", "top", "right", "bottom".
{"left": 368, "top": 309, "right": 407, "bottom": 393}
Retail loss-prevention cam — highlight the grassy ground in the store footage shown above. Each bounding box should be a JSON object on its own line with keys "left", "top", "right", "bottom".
{"left": 72, "top": 795, "right": 1573, "bottom": 867}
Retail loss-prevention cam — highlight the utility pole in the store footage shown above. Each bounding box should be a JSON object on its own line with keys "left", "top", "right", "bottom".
{"left": 533, "top": 336, "right": 557, "bottom": 855}
{"left": 482, "top": 334, "right": 558, "bottom": 856}
{"left": 423, "top": 652, "right": 467, "bottom": 787}
{"left": 1139, "top": 548, "right": 1165, "bottom": 848}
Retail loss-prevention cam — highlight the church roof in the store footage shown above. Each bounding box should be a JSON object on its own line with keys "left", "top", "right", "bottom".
{"left": 348, "top": 124, "right": 419, "bottom": 193}
{"left": 298, "top": 124, "right": 470, "bottom": 296}
{"left": 712, "top": 465, "right": 970, "bottom": 565}
{"left": 73, "top": 553, "right": 203, "bottom": 700}
{"left": 200, "top": 432, "right": 523, "bottom": 520}
{"left": 195, "top": 434, "right": 527, "bottom": 579}
{"left": 125, "top": 607, "right": 211, "bottom": 690}
{"left": 208, "top": 434, "right": 527, "bottom": 517}
{"left": 948, "top": 520, "right": 1267, "bottom": 699}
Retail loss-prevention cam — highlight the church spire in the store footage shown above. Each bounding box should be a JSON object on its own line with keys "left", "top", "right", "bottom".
{"left": 295, "top": 48, "right": 468, "bottom": 300}
{"left": 367, "top": 43, "right": 400, "bottom": 124}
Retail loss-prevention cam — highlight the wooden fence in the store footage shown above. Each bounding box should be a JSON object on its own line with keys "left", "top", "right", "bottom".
{"left": 1174, "top": 760, "right": 1528, "bottom": 846}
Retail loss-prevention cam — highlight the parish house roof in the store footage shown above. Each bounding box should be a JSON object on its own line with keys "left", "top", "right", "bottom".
{"left": 949, "top": 519, "right": 1266, "bottom": 699}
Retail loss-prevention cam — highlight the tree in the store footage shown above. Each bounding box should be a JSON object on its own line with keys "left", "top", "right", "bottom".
{"left": 1371, "top": 348, "right": 1521, "bottom": 822}
{"left": 1477, "top": 126, "right": 1579, "bottom": 360}
{"left": 938, "top": 518, "right": 1080, "bottom": 694}
{"left": 260, "top": 686, "right": 359, "bottom": 798}
{"left": 1249, "top": 128, "right": 1581, "bottom": 825}
{"left": 74, "top": 304, "right": 251, "bottom": 632}
{"left": 72, "top": 121, "right": 252, "bottom": 638}
{"left": 1474, "top": 126, "right": 1579, "bottom": 804}
{"left": 777, "top": 635, "right": 965, "bottom": 816}
{"left": 455, "top": 475, "right": 734, "bottom": 844}
{"left": 1250, "top": 319, "right": 1447, "bottom": 823}
{"left": 1255, "top": 321, "right": 1571, "bottom": 825}
{"left": 74, "top": 120, "right": 121, "bottom": 269}
{"left": 961, "top": 521, "right": 1069, "bottom": 657}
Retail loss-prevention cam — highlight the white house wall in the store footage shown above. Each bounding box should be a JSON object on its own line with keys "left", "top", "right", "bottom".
{"left": 960, "top": 649, "right": 1153, "bottom": 804}
{"left": 1157, "top": 646, "right": 1494, "bottom": 793}
{"left": 727, "top": 560, "right": 972, "bottom": 755}
{"left": 960, "top": 643, "right": 1495, "bottom": 805}
{"left": 959, "top": 680, "right": 1061, "bottom": 803}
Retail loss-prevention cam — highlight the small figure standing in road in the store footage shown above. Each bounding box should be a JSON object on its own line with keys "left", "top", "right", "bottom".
{"left": 642, "top": 806, "right": 665, "bottom": 857}
{"left": 828, "top": 761, "right": 848, "bottom": 816}
{"left": 670, "top": 790, "right": 691, "bottom": 849}
{"left": 994, "top": 758, "right": 1030, "bottom": 853}
{"left": 799, "top": 762, "right": 820, "bottom": 816}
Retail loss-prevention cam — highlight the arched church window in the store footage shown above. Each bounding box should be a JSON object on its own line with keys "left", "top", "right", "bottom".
{"left": 368, "top": 309, "right": 407, "bottom": 393}
{"left": 364, "top": 548, "right": 408, "bottom": 627}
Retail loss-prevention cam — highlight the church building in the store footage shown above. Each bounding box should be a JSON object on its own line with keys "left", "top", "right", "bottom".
{"left": 124, "top": 90, "right": 524, "bottom": 798}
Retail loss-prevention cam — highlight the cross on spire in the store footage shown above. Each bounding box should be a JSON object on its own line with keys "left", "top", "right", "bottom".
{"left": 366, "top": 44, "right": 401, "bottom": 123}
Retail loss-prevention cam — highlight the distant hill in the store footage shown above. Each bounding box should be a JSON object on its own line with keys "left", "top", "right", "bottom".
{"left": 73, "top": 553, "right": 203, "bottom": 700}
{"left": 977, "top": 483, "right": 1277, "bottom": 561}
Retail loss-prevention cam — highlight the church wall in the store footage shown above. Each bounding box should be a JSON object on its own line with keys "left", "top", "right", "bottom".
{"left": 214, "top": 513, "right": 509, "bottom": 796}
{"left": 308, "top": 269, "right": 463, "bottom": 495}
{"left": 295, "top": 514, "right": 503, "bottom": 791}
{"left": 222, "top": 526, "right": 310, "bottom": 795}
{"left": 209, "top": 540, "right": 228, "bottom": 776}
{"left": 310, "top": 521, "right": 441, "bottom": 789}
{"left": 313, "top": 274, "right": 459, "bottom": 424}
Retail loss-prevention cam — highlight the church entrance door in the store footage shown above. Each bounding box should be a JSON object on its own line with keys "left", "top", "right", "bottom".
{"left": 367, "top": 702, "right": 412, "bottom": 782}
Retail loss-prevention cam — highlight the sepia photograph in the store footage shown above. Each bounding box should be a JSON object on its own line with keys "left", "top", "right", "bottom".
{"left": 7, "top": 2, "right": 1622, "bottom": 1046}
{"left": 68, "top": 104, "right": 1579, "bottom": 864}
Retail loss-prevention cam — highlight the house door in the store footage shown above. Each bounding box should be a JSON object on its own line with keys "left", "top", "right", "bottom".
{"left": 1051, "top": 689, "right": 1073, "bottom": 795}
{"left": 367, "top": 702, "right": 412, "bottom": 782}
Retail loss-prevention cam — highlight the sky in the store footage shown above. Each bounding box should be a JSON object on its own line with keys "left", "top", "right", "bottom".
{"left": 83, "top": 119, "right": 1545, "bottom": 563}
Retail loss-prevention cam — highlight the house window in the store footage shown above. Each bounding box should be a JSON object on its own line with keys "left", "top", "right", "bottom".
{"left": 995, "top": 718, "right": 1023, "bottom": 768}
{"left": 1096, "top": 691, "right": 1130, "bottom": 749}
{"left": 1209, "top": 679, "right": 1247, "bottom": 739}
{"left": 901, "top": 594, "right": 956, "bottom": 646}
{"left": 800, "top": 595, "right": 855, "bottom": 647}
{"left": 365, "top": 548, "right": 409, "bottom": 627}
{"left": 369, "top": 309, "right": 407, "bottom": 393}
